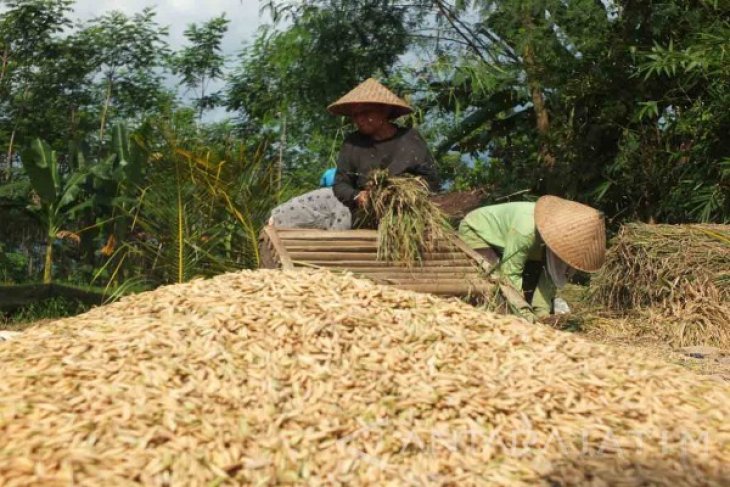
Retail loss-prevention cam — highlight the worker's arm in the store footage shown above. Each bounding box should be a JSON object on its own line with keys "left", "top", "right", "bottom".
{"left": 387, "top": 129, "right": 441, "bottom": 192}
{"left": 499, "top": 231, "right": 532, "bottom": 292}
{"left": 458, "top": 219, "right": 490, "bottom": 249}
{"left": 333, "top": 144, "right": 359, "bottom": 209}
{"left": 531, "top": 270, "right": 557, "bottom": 318}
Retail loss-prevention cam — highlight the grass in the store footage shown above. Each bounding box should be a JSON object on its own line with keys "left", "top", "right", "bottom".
{"left": 0, "top": 280, "right": 138, "bottom": 332}
{"left": 1, "top": 296, "right": 91, "bottom": 331}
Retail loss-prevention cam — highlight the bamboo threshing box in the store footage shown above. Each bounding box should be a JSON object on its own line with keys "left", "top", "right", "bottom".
{"left": 259, "top": 226, "right": 525, "bottom": 303}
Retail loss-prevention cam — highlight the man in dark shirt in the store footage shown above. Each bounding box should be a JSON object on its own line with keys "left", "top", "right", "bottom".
{"left": 327, "top": 78, "right": 441, "bottom": 210}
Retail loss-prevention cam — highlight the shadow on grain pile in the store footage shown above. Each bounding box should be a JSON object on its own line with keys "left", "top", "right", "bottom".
{"left": 0, "top": 269, "right": 728, "bottom": 486}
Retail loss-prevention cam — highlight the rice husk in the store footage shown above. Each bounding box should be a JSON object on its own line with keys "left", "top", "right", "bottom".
{"left": 0, "top": 269, "right": 728, "bottom": 486}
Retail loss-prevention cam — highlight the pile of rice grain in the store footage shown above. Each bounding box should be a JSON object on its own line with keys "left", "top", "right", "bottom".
{"left": 1, "top": 270, "right": 728, "bottom": 486}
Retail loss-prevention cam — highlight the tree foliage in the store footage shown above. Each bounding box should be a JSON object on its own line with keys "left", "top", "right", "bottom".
{"left": 170, "top": 15, "right": 230, "bottom": 119}
{"left": 0, "top": 0, "right": 727, "bottom": 291}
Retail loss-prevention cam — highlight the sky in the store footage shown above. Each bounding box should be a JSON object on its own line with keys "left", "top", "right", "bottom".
{"left": 63, "top": 0, "right": 269, "bottom": 120}
{"left": 70, "top": 0, "right": 265, "bottom": 54}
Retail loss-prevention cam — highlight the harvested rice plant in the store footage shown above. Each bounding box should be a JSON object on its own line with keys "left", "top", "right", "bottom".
{"left": 363, "top": 169, "right": 453, "bottom": 264}
{"left": 585, "top": 224, "right": 730, "bottom": 348}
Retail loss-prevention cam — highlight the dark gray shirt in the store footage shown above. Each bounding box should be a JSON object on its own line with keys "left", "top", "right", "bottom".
{"left": 333, "top": 127, "right": 441, "bottom": 208}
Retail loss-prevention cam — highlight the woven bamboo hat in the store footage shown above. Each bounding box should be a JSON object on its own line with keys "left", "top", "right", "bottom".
{"left": 535, "top": 195, "right": 606, "bottom": 273}
{"left": 327, "top": 78, "right": 412, "bottom": 118}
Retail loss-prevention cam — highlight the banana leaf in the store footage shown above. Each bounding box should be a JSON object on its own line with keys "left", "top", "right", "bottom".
{"left": 20, "top": 139, "right": 60, "bottom": 205}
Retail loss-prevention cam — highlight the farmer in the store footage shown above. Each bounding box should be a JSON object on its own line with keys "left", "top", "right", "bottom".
{"left": 328, "top": 78, "right": 441, "bottom": 210}
{"left": 458, "top": 196, "right": 606, "bottom": 319}
{"left": 267, "top": 168, "right": 352, "bottom": 230}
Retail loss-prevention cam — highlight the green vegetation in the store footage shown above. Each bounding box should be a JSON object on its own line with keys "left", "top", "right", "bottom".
{"left": 1, "top": 297, "right": 89, "bottom": 331}
{"left": 0, "top": 0, "right": 727, "bottom": 323}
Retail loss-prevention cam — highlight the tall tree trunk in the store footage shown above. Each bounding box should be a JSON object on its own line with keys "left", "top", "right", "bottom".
{"left": 520, "top": 8, "right": 556, "bottom": 170}
{"left": 5, "top": 128, "right": 16, "bottom": 181}
{"left": 6, "top": 84, "right": 29, "bottom": 181}
{"left": 43, "top": 234, "right": 53, "bottom": 284}
{"left": 27, "top": 249, "right": 33, "bottom": 279}
{"left": 0, "top": 47, "right": 8, "bottom": 180}
{"left": 69, "top": 106, "right": 78, "bottom": 144}
{"left": 198, "top": 76, "right": 206, "bottom": 122}
{"left": 0, "top": 47, "right": 9, "bottom": 85}
{"left": 99, "top": 78, "right": 113, "bottom": 144}
{"left": 525, "top": 48, "right": 550, "bottom": 135}
{"left": 277, "top": 111, "right": 286, "bottom": 202}
{"left": 522, "top": 42, "right": 556, "bottom": 169}
{"left": 174, "top": 160, "right": 186, "bottom": 284}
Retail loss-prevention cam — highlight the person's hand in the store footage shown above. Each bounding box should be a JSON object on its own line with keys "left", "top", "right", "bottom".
{"left": 355, "top": 190, "right": 370, "bottom": 208}
{"left": 538, "top": 314, "right": 566, "bottom": 327}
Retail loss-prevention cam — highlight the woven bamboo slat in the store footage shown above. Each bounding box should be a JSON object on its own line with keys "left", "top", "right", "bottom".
{"left": 259, "top": 227, "right": 517, "bottom": 300}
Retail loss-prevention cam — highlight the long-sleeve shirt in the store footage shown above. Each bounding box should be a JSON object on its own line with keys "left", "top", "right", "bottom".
{"left": 333, "top": 127, "right": 441, "bottom": 208}
{"left": 458, "top": 202, "right": 556, "bottom": 317}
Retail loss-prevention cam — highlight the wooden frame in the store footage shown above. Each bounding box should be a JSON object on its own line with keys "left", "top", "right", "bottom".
{"left": 258, "top": 226, "right": 530, "bottom": 313}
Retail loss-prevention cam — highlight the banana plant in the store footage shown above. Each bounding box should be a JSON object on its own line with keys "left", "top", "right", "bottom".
{"left": 86, "top": 123, "right": 145, "bottom": 277}
{"left": 20, "top": 139, "right": 89, "bottom": 283}
{"left": 87, "top": 123, "right": 144, "bottom": 190}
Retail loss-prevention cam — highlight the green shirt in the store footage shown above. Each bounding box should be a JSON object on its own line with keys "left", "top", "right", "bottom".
{"left": 458, "top": 202, "right": 556, "bottom": 317}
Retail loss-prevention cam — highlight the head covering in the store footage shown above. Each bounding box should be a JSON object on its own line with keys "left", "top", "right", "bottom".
{"left": 320, "top": 168, "right": 337, "bottom": 187}
{"left": 327, "top": 78, "right": 412, "bottom": 119}
{"left": 534, "top": 195, "right": 606, "bottom": 273}
{"left": 546, "top": 247, "right": 571, "bottom": 288}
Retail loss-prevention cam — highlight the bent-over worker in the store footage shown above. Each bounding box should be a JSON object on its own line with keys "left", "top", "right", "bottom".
{"left": 458, "top": 196, "right": 606, "bottom": 318}
{"left": 327, "top": 78, "right": 441, "bottom": 210}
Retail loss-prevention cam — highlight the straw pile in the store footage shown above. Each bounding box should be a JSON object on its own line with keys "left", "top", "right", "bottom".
{"left": 429, "top": 188, "right": 487, "bottom": 221}
{"left": 1, "top": 270, "right": 729, "bottom": 486}
{"left": 365, "top": 169, "right": 452, "bottom": 263}
{"left": 589, "top": 223, "right": 730, "bottom": 347}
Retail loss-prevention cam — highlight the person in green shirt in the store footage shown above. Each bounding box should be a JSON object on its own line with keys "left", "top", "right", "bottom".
{"left": 458, "top": 196, "right": 606, "bottom": 318}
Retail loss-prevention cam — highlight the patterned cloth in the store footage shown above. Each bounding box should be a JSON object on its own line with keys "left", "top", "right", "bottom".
{"left": 269, "top": 188, "right": 352, "bottom": 230}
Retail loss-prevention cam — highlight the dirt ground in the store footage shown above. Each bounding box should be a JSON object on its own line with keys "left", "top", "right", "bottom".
{"left": 558, "top": 285, "right": 730, "bottom": 382}
{"left": 575, "top": 329, "right": 730, "bottom": 382}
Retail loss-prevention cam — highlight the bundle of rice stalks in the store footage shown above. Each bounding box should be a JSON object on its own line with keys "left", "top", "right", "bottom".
{"left": 364, "top": 169, "right": 452, "bottom": 264}
{"left": 589, "top": 223, "right": 730, "bottom": 347}
{"left": 1, "top": 270, "right": 729, "bottom": 486}
{"left": 591, "top": 223, "right": 729, "bottom": 308}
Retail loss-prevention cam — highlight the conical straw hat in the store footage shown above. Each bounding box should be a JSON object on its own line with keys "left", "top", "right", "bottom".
{"left": 535, "top": 196, "right": 606, "bottom": 273}
{"left": 327, "top": 78, "right": 412, "bottom": 118}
